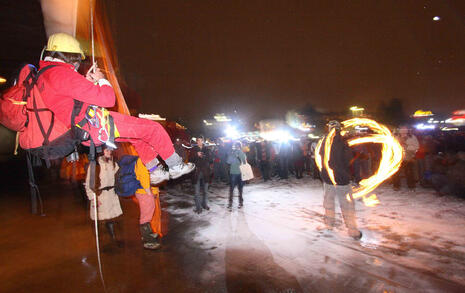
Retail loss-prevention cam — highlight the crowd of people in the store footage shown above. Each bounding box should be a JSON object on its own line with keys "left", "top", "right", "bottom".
{"left": 175, "top": 126, "right": 465, "bottom": 202}
{"left": 166, "top": 123, "right": 464, "bottom": 241}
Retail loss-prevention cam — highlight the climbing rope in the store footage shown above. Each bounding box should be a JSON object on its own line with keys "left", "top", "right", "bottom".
{"left": 92, "top": 191, "right": 106, "bottom": 291}
{"left": 89, "top": 1, "right": 106, "bottom": 291}
{"left": 90, "top": 0, "right": 96, "bottom": 74}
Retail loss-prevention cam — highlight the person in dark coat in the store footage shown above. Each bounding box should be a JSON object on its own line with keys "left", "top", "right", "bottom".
{"left": 293, "top": 141, "right": 305, "bottom": 179}
{"left": 256, "top": 140, "right": 272, "bottom": 181}
{"left": 319, "top": 120, "right": 362, "bottom": 240}
{"left": 189, "top": 136, "right": 212, "bottom": 213}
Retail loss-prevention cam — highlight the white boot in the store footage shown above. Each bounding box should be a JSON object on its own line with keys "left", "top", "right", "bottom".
{"left": 150, "top": 167, "right": 170, "bottom": 185}
{"left": 169, "top": 162, "right": 195, "bottom": 179}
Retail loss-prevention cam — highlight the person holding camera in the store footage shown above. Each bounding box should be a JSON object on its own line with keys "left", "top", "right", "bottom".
{"left": 190, "top": 136, "right": 212, "bottom": 214}
{"left": 227, "top": 141, "right": 247, "bottom": 210}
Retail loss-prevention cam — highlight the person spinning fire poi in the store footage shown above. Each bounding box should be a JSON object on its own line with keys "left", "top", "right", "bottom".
{"left": 37, "top": 33, "right": 194, "bottom": 184}
{"left": 318, "top": 120, "right": 362, "bottom": 240}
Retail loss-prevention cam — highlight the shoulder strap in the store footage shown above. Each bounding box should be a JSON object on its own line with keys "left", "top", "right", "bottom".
{"left": 36, "top": 65, "right": 57, "bottom": 80}
{"left": 71, "top": 99, "right": 84, "bottom": 128}
{"left": 22, "top": 65, "right": 37, "bottom": 102}
{"left": 30, "top": 65, "right": 58, "bottom": 146}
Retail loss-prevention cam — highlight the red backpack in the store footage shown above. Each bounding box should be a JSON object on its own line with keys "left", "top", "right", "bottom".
{"left": 0, "top": 64, "right": 36, "bottom": 131}
{"left": 0, "top": 64, "right": 85, "bottom": 161}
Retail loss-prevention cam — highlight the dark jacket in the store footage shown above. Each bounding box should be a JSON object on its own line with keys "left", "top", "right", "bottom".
{"left": 256, "top": 141, "right": 271, "bottom": 162}
{"left": 319, "top": 130, "right": 352, "bottom": 185}
{"left": 190, "top": 145, "right": 212, "bottom": 181}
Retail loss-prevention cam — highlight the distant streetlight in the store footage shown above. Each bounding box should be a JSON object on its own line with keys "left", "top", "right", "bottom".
{"left": 0, "top": 76, "right": 6, "bottom": 84}
{"left": 433, "top": 16, "right": 441, "bottom": 21}
{"left": 138, "top": 113, "right": 166, "bottom": 121}
{"left": 350, "top": 106, "right": 365, "bottom": 117}
{"left": 214, "top": 113, "right": 232, "bottom": 122}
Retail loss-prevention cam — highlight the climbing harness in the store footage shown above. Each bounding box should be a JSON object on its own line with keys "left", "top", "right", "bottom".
{"left": 76, "top": 105, "right": 118, "bottom": 149}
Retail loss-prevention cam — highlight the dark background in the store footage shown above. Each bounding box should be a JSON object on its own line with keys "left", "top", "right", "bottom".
{"left": 1, "top": 0, "right": 465, "bottom": 127}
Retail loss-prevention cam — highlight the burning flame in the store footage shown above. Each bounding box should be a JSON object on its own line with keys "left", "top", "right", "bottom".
{"left": 316, "top": 118, "right": 403, "bottom": 207}
{"left": 362, "top": 194, "right": 380, "bottom": 207}
{"left": 323, "top": 128, "right": 337, "bottom": 185}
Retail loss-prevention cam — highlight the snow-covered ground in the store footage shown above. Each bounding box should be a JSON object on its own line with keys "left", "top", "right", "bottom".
{"left": 163, "top": 176, "right": 465, "bottom": 292}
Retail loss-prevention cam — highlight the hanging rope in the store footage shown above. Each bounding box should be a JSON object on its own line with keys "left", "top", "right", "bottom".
{"left": 90, "top": 0, "right": 96, "bottom": 73}
{"left": 89, "top": 1, "right": 106, "bottom": 291}
{"left": 92, "top": 192, "right": 106, "bottom": 292}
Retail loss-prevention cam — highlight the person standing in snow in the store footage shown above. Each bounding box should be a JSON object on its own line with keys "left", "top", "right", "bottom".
{"left": 227, "top": 142, "right": 247, "bottom": 209}
{"left": 392, "top": 126, "right": 419, "bottom": 191}
{"left": 309, "top": 139, "right": 319, "bottom": 179}
{"left": 318, "top": 120, "right": 362, "bottom": 240}
{"left": 256, "top": 140, "right": 272, "bottom": 181}
{"left": 189, "top": 136, "right": 212, "bottom": 214}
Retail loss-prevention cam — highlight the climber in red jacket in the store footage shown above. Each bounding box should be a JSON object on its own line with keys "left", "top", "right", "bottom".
{"left": 38, "top": 33, "right": 194, "bottom": 184}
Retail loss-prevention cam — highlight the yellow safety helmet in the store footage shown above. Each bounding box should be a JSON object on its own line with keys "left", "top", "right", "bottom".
{"left": 45, "top": 33, "right": 85, "bottom": 59}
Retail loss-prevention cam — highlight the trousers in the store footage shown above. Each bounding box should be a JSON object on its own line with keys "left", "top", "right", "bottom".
{"left": 135, "top": 192, "right": 155, "bottom": 224}
{"left": 85, "top": 111, "right": 175, "bottom": 165}
{"left": 229, "top": 174, "right": 243, "bottom": 204}
{"left": 323, "top": 183, "right": 359, "bottom": 237}
{"left": 194, "top": 172, "right": 209, "bottom": 210}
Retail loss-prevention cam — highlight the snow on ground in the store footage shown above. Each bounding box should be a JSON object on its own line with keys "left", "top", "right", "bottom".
{"left": 163, "top": 176, "right": 465, "bottom": 292}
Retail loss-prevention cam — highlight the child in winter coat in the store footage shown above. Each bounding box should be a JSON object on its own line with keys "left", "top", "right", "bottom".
{"left": 85, "top": 147, "right": 123, "bottom": 245}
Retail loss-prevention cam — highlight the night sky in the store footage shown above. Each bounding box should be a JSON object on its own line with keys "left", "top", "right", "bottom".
{"left": 0, "top": 1, "right": 464, "bottom": 125}
{"left": 106, "top": 0, "right": 465, "bottom": 123}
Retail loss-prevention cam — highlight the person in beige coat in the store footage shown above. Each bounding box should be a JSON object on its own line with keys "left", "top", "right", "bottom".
{"left": 85, "top": 147, "right": 123, "bottom": 244}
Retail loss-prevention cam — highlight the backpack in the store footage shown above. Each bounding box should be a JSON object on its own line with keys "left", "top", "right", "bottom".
{"left": 0, "top": 64, "right": 86, "bottom": 162}
{"left": 0, "top": 64, "right": 37, "bottom": 131}
{"left": 115, "top": 155, "right": 143, "bottom": 197}
{"left": 0, "top": 64, "right": 89, "bottom": 215}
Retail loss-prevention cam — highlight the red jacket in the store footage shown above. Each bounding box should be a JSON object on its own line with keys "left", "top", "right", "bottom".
{"left": 38, "top": 60, "right": 116, "bottom": 128}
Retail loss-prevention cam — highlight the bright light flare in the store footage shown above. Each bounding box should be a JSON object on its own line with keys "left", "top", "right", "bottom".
{"left": 413, "top": 110, "right": 433, "bottom": 117}
{"left": 446, "top": 117, "right": 465, "bottom": 126}
{"left": 415, "top": 123, "right": 435, "bottom": 130}
{"left": 0, "top": 77, "right": 6, "bottom": 84}
{"left": 225, "top": 126, "right": 240, "bottom": 139}
{"left": 214, "top": 113, "right": 232, "bottom": 122}
{"left": 350, "top": 106, "right": 365, "bottom": 111}
{"left": 260, "top": 129, "right": 296, "bottom": 142}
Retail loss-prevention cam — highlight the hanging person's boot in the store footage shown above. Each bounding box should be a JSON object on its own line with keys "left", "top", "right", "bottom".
{"left": 139, "top": 222, "right": 161, "bottom": 250}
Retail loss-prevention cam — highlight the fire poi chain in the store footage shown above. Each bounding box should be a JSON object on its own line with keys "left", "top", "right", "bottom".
{"left": 315, "top": 118, "right": 404, "bottom": 206}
